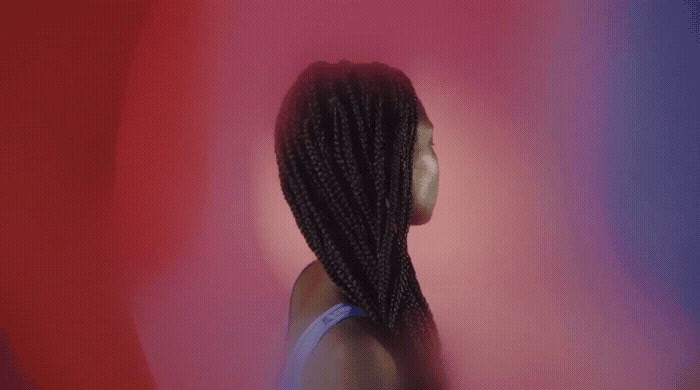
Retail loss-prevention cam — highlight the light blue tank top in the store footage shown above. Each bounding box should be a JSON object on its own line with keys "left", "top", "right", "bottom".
{"left": 277, "top": 302, "right": 367, "bottom": 390}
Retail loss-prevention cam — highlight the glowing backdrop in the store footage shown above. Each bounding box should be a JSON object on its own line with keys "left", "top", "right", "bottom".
{"left": 1, "top": 1, "right": 698, "bottom": 389}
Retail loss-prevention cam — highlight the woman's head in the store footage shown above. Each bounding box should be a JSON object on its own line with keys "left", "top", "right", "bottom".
{"left": 275, "top": 60, "right": 448, "bottom": 389}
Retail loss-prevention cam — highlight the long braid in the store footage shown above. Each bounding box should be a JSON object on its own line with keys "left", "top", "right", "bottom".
{"left": 386, "top": 76, "right": 411, "bottom": 330}
{"left": 305, "top": 83, "right": 382, "bottom": 323}
{"left": 371, "top": 82, "right": 392, "bottom": 315}
{"left": 330, "top": 94, "right": 375, "bottom": 284}
{"left": 279, "top": 75, "right": 379, "bottom": 323}
{"left": 337, "top": 73, "right": 378, "bottom": 281}
{"left": 275, "top": 60, "right": 450, "bottom": 389}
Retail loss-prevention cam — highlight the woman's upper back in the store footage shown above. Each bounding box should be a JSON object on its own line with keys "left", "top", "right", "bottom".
{"left": 283, "top": 260, "right": 401, "bottom": 390}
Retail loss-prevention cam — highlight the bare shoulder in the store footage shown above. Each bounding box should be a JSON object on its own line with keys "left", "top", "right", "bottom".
{"left": 299, "top": 318, "right": 400, "bottom": 390}
{"left": 290, "top": 260, "right": 401, "bottom": 388}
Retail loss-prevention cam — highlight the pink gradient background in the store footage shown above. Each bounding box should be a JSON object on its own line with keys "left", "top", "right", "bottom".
{"left": 2, "top": 1, "right": 698, "bottom": 389}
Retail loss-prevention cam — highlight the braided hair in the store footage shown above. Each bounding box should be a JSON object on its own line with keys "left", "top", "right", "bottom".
{"left": 274, "top": 60, "right": 450, "bottom": 389}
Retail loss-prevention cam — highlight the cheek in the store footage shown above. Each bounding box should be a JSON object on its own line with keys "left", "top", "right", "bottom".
{"left": 422, "top": 153, "right": 439, "bottom": 176}
{"left": 412, "top": 152, "right": 439, "bottom": 194}
{"left": 428, "top": 156, "right": 439, "bottom": 195}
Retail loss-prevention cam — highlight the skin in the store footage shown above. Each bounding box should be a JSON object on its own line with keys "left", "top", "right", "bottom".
{"left": 409, "top": 98, "right": 439, "bottom": 225}
{"left": 286, "top": 98, "right": 438, "bottom": 389}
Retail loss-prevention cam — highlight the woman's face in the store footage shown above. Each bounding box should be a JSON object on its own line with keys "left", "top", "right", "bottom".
{"left": 409, "top": 98, "right": 439, "bottom": 225}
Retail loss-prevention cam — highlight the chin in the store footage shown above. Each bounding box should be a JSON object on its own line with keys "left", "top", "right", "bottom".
{"left": 410, "top": 210, "right": 432, "bottom": 225}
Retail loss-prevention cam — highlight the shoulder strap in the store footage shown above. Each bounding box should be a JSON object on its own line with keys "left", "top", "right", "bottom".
{"left": 278, "top": 302, "right": 367, "bottom": 390}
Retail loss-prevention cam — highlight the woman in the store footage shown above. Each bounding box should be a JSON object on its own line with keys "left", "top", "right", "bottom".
{"left": 275, "top": 60, "right": 449, "bottom": 389}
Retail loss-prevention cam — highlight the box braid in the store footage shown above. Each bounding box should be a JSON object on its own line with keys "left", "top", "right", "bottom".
{"left": 275, "top": 60, "right": 450, "bottom": 389}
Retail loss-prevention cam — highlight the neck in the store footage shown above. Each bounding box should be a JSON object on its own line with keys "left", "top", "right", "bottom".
{"left": 311, "top": 260, "right": 345, "bottom": 305}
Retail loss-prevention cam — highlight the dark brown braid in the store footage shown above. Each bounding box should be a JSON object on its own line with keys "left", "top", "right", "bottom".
{"left": 275, "top": 60, "right": 450, "bottom": 389}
